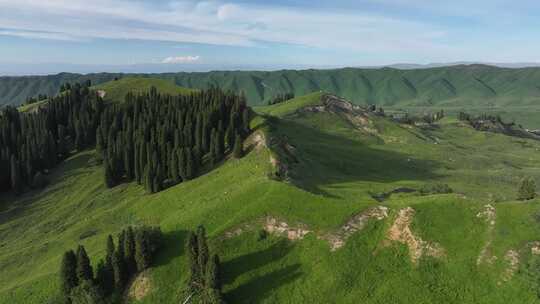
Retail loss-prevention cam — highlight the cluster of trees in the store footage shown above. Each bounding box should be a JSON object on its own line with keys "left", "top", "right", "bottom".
{"left": 0, "top": 82, "right": 102, "bottom": 194}
{"left": 24, "top": 94, "right": 49, "bottom": 105}
{"left": 98, "top": 87, "right": 250, "bottom": 193}
{"left": 267, "top": 93, "right": 295, "bottom": 105}
{"left": 0, "top": 82, "right": 251, "bottom": 196}
{"left": 392, "top": 110, "right": 445, "bottom": 125}
{"left": 60, "top": 80, "right": 92, "bottom": 94}
{"left": 186, "top": 226, "right": 226, "bottom": 304}
{"left": 60, "top": 226, "right": 162, "bottom": 303}
{"left": 458, "top": 112, "right": 515, "bottom": 129}
{"left": 518, "top": 177, "right": 537, "bottom": 201}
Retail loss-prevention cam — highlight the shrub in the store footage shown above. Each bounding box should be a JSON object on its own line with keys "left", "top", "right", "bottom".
{"left": 419, "top": 183, "right": 453, "bottom": 196}
{"left": 518, "top": 177, "right": 537, "bottom": 201}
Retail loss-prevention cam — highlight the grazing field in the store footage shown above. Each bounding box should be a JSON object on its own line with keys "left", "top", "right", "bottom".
{"left": 2, "top": 92, "right": 540, "bottom": 303}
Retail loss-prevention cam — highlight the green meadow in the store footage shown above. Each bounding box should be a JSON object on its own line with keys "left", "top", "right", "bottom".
{"left": 2, "top": 90, "right": 540, "bottom": 303}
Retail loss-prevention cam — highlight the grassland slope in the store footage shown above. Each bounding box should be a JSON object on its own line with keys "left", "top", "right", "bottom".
{"left": 2, "top": 93, "right": 540, "bottom": 303}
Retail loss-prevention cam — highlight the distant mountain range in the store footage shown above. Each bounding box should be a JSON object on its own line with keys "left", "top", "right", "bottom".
{"left": 2, "top": 64, "right": 540, "bottom": 108}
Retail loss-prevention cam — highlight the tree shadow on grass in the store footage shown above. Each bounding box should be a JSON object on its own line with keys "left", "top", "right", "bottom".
{"left": 266, "top": 117, "right": 445, "bottom": 198}
{"left": 225, "top": 264, "right": 302, "bottom": 304}
{"left": 221, "top": 239, "right": 293, "bottom": 286}
{"left": 153, "top": 229, "right": 190, "bottom": 268}
{"left": 221, "top": 238, "right": 302, "bottom": 303}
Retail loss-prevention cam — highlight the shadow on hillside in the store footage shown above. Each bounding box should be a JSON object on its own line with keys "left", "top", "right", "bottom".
{"left": 221, "top": 239, "right": 293, "bottom": 285}
{"left": 267, "top": 117, "right": 445, "bottom": 198}
{"left": 222, "top": 239, "right": 301, "bottom": 303}
{"left": 153, "top": 229, "right": 189, "bottom": 267}
{"left": 226, "top": 264, "right": 302, "bottom": 303}
{"left": 0, "top": 152, "right": 95, "bottom": 224}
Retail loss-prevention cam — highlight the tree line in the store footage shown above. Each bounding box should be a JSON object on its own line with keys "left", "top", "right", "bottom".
{"left": 0, "top": 83, "right": 251, "bottom": 195}
{"left": 60, "top": 226, "right": 162, "bottom": 303}
{"left": 97, "top": 87, "right": 250, "bottom": 193}
{"left": 0, "top": 82, "right": 102, "bottom": 194}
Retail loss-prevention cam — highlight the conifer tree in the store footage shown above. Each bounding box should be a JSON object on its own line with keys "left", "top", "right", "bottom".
{"left": 76, "top": 245, "right": 93, "bottom": 282}
{"left": 197, "top": 226, "right": 209, "bottom": 275}
{"left": 112, "top": 251, "right": 126, "bottom": 290}
{"left": 186, "top": 231, "right": 200, "bottom": 291}
{"left": 124, "top": 227, "right": 136, "bottom": 275}
{"left": 233, "top": 134, "right": 243, "bottom": 159}
{"left": 60, "top": 250, "right": 79, "bottom": 300}
{"left": 135, "top": 229, "right": 151, "bottom": 272}
{"left": 10, "top": 155, "right": 21, "bottom": 194}
{"left": 105, "top": 235, "right": 115, "bottom": 268}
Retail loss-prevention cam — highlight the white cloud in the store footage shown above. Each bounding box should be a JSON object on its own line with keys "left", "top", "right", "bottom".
{"left": 1, "top": 0, "right": 539, "bottom": 63}
{"left": 162, "top": 55, "right": 200, "bottom": 64}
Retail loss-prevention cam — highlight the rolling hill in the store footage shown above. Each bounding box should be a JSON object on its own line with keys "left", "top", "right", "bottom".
{"left": 3, "top": 65, "right": 540, "bottom": 127}
{"left": 2, "top": 91, "right": 540, "bottom": 303}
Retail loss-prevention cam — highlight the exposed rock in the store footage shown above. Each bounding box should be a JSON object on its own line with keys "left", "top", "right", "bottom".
{"left": 477, "top": 204, "right": 497, "bottom": 265}
{"left": 384, "top": 207, "right": 445, "bottom": 264}
{"left": 299, "top": 95, "right": 379, "bottom": 135}
{"left": 322, "top": 206, "right": 389, "bottom": 251}
{"left": 530, "top": 241, "right": 540, "bottom": 255}
{"left": 500, "top": 249, "right": 520, "bottom": 283}
{"left": 264, "top": 217, "right": 311, "bottom": 241}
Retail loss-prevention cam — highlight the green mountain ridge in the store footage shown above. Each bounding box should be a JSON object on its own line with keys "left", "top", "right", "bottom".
{"left": 2, "top": 65, "right": 540, "bottom": 109}
{"left": 3, "top": 92, "right": 540, "bottom": 303}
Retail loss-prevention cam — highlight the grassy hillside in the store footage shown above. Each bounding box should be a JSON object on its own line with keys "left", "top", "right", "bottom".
{"left": 2, "top": 93, "right": 540, "bottom": 303}
{"left": 3, "top": 65, "right": 540, "bottom": 126}
{"left": 93, "top": 77, "right": 197, "bottom": 103}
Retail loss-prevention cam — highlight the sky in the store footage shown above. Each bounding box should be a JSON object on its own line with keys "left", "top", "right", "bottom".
{"left": 1, "top": 0, "right": 540, "bottom": 74}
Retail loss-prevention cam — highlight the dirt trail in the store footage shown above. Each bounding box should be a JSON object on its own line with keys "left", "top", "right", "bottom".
{"left": 383, "top": 207, "right": 445, "bottom": 264}
{"left": 476, "top": 204, "right": 497, "bottom": 265}
{"left": 322, "top": 206, "right": 389, "bottom": 251}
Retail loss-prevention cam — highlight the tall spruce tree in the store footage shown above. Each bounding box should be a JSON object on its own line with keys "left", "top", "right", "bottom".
{"left": 233, "top": 134, "right": 243, "bottom": 159}
{"left": 186, "top": 231, "right": 200, "bottom": 291}
{"left": 76, "top": 245, "right": 93, "bottom": 282}
{"left": 124, "top": 227, "right": 136, "bottom": 275}
{"left": 60, "top": 250, "right": 79, "bottom": 300}
{"left": 135, "top": 229, "right": 151, "bottom": 272}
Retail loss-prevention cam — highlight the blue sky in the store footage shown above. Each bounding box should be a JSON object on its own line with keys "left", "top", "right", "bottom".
{"left": 1, "top": 0, "right": 540, "bottom": 73}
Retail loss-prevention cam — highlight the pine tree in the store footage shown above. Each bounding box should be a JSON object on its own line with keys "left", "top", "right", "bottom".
{"left": 76, "top": 245, "right": 93, "bottom": 282}
{"left": 206, "top": 254, "right": 220, "bottom": 290}
{"left": 186, "top": 231, "right": 200, "bottom": 291}
{"left": 242, "top": 108, "right": 250, "bottom": 135}
{"left": 135, "top": 229, "right": 151, "bottom": 272}
{"left": 60, "top": 250, "right": 79, "bottom": 299}
{"left": 10, "top": 155, "right": 21, "bottom": 194}
{"left": 105, "top": 235, "right": 115, "bottom": 268}
{"left": 124, "top": 227, "right": 136, "bottom": 275}
{"left": 197, "top": 226, "right": 209, "bottom": 283}
{"left": 233, "top": 134, "right": 243, "bottom": 159}
{"left": 112, "top": 251, "right": 126, "bottom": 290}
{"left": 104, "top": 158, "right": 115, "bottom": 188}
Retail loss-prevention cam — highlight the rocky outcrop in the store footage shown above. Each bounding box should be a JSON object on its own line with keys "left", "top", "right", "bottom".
{"left": 322, "top": 206, "right": 389, "bottom": 251}
{"left": 384, "top": 207, "right": 445, "bottom": 264}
